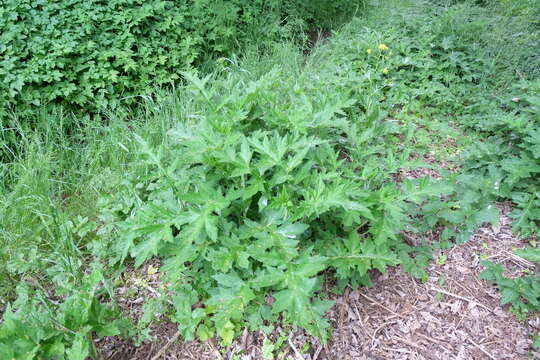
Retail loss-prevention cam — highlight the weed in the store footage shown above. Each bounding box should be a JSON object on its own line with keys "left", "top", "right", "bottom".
{"left": 480, "top": 247, "right": 540, "bottom": 319}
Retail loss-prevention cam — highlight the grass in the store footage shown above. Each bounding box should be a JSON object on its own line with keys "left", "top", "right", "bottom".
{"left": 1, "top": 0, "right": 539, "bottom": 358}
{"left": 0, "top": 97, "right": 179, "bottom": 296}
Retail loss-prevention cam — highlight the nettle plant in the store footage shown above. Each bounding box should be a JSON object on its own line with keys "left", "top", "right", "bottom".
{"left": 98, "top": 69, "right": 451, "bottom": 343}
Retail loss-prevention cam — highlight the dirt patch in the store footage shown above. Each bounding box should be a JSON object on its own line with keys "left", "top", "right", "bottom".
{"left": 393, "top": 152, "right": 458, "bottom": 183}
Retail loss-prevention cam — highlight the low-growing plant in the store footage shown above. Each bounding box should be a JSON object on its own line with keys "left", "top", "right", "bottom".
{"left": 460, "top": 81, "right": 540, "bottom": 237}
{"left": 480, "top": 245, "right": 540, "bottom": 319}
{"left": 94, "top": 64, "right": 458, "bottom": 343}
{"left": 0, "top": 265, "right": 131, "bottom": 360}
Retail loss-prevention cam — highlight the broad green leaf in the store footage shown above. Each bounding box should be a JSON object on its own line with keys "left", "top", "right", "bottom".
{"left": 475, "top": 205, "right": 499, "bottom": 225}
{"left": 500, "top": 288, "right": 520, "bottom": 305}
{"left": 66, "top": 335, "right": 89, "bottom": 360}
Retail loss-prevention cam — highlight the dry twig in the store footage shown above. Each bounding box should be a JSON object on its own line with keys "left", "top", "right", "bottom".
{"left": 416, "top": 333, "right": 451, "bottom": 353}
{"left": 150, "top": 331, "right": 180, "bottom": 360}
{"left": 359, "top": 293, "right": 404, "bottom": 318}
{"left": 505, "top": 250, "right": 535, "bottom": 268}
{"left": 371, "top": 320, "right": 398, "bottom": 349}
{"left": 382, "top": 346, "right": 416, "bottom": 355}
{"left": 288, "top": 336, "right": 304, "bottom": 360}
{"left": 467, "top": 337, "right": 496, "bottom": 360}
{"left": 312, "top": 345, "right": 323, "bottom": 360}
{"left": 394, "top": 336, "right": 423, "bottom": 350}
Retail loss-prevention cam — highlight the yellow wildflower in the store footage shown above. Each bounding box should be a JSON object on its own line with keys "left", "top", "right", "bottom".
{"left": 382, "top": 67, "right": 389, "bottom": 74}
{"left": 378, "top": 43, "right": 389, "bottom": 51}
{"left": 366, "top": 48, "right": 372, "bottom": 54}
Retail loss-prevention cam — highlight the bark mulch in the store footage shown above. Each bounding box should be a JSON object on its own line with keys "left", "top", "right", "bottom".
{"left": 328, "top": 204, "right": 538, "bottom": 360}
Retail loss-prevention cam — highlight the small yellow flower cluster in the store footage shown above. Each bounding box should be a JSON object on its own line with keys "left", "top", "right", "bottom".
{"left": 367, "top": 44, "right": 389, "bottom": 55}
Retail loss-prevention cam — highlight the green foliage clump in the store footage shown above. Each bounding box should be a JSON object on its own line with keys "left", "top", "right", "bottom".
{"left": 461, "top": 81, "right": 540, "bottom": 237}
{"left": 2, "top": 0, "right": 540, "bottom": 355}
{"left": 0, "top": 30, "right": 455, "bottom": 352}
{"left": 0, "top": 0, "right": 363, "bottom": 117}
{"left": 480, "top": 245, "right": 540, "bottom": 319}
{"left": 363, "top": 0, "right": 539, "bottom": 237}
{"left": 94, "top": 55, "right": 454, "bottom": 343}
{"left": 0, "top": 266, "right": 130, "bottom": 360}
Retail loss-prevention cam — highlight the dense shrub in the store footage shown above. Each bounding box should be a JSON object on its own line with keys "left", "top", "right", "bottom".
{"left": 0, "top": 0, "right": 363, "bottom": 118}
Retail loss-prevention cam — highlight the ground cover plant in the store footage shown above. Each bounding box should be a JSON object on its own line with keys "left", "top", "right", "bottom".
{"left": 0, "top": 266, "right": 131, "bottom": 359}
{"left": 1, "top": 0, "right": 540, "bottom": 358}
